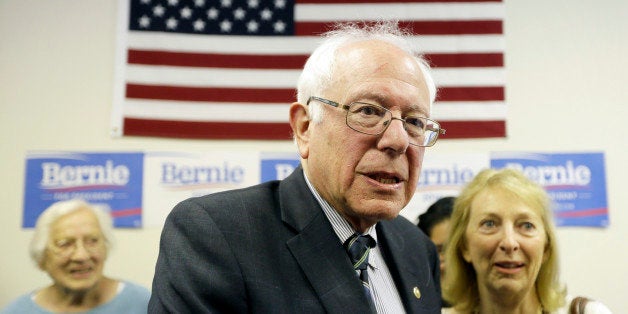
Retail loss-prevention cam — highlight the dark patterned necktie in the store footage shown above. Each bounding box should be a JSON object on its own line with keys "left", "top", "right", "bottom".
{"left": 344, "top": 233, "right": 377, "bottom": 312}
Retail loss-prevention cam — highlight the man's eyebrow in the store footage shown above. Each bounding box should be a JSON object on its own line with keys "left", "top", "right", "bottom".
{"left": 351, "top": 91, "right": 388, "bottom": 105}
{"left": 351, "top": 92, "right": 428, "bottom": 115}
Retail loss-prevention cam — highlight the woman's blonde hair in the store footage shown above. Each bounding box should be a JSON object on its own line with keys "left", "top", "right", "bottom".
{"left": 442, "top": 168, "right": 566, "bottom": 311}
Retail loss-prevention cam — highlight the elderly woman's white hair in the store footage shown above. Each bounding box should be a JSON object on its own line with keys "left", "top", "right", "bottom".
{"left": 29, "top": 199, "right": 115, "bottom": 268}
{"left": 297, "top": 20, "right": 437, "bottom": 123}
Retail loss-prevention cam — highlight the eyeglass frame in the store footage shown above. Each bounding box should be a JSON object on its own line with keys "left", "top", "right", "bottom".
{"left": 48, "top": 235, "right": 106, "bottom": 258}
{"left": 306, "top": 96, "right": 446, "bottom": 147}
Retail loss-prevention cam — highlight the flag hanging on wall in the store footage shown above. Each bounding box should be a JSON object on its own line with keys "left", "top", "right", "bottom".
{"left": 111, "top": 0, "right": 505, "bottom": 140}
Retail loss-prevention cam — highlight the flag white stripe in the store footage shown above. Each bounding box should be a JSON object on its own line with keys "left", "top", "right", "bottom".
{"left": 126, "top": 65, "right": 504, "bottom": 88}
{"left": 432, "top": 68, "right": 505, "bottom": 86}
{"left": 124, "top": 100, "right": 292, "bottom": 122}
{"left": 123, "top": 100, "right": 506, "bottom": 122}
{"left": 126, "top": 65, "right": 299, "bottom": 88}
{"left": 127, "top": 32, "right": 504, "bottom": 54}
{"left": 432, "top": 101, "right": 506, "bottom": 121}
{"left": 420, "top": 35, "right": 504, "bottom": 53}
{"left": 296, "top": 3, "right": 505, "bottom": 21}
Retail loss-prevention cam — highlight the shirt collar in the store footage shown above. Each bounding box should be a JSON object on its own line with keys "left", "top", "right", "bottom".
{"left": 303, "top": 171, "right": 377, "bottom": 244}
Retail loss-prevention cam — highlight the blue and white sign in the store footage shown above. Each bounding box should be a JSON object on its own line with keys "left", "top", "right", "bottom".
{"left": 491, "top": 152, "right": 608, "bottom": 227}
{"left": 23, "top": 152, "right": 144, "bottom": 228}
{"left": 403, "top": 152, "right": 490, "bottom": 223}
{"left": 142, "top": 151, "right": 260, "bottom": 227}
{"left": 260, "top": 152, "right": 300, "bottom": 182}
{"left": 21, "top": 150, "right": 609, "bottom": 228}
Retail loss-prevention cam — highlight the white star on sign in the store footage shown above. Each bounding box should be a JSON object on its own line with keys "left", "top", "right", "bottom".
{"left": 153, "top": 4, "right": 165, "bottom": 17}
{"left": 219, "top": 19, "right": 233, "bottom": 32}
{"left": 260, "top": 8, "right": 272, "bottom": 21}
{"left": 166, "top": 17, "right": 178, "bottom": 29}
{"left": 246, "top": 20, "right": 259, "bottom": 32}
{"left": 247, "top": 0, "right": 259, "bottom": 9}
{"left": 193, "top": 19, "right": 206, "bottom": 31}
{"left": 207, "top": 7, "right": 219, "bottom": 20}
{"left": 180, "top": 6, "right": 192, "bottom": 19}
{"left": 274, "top": 0, "right": 286, "bottom": 9}
{"left": 233, "top": 7, "right": 246, "bottom": 20}
{"left": 138, "top": 15, "right": 151, "bottom": 28}
{"left": 274, "top": 20, "right": 286, "bottom": 33}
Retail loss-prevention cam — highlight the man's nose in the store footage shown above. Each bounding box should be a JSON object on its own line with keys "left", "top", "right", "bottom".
{"left": 378, "top": 117, "right": 410, "bottom": 154}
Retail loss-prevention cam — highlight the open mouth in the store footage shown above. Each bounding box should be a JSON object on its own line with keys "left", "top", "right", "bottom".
{"left": 494, "top": 261, "right": 524, "bottom": 269}
{"left": 70, "top": 268, "right": 93, "bottom": 275}
{"left": 368, "top": 173, "right": 401, "bottom": 184}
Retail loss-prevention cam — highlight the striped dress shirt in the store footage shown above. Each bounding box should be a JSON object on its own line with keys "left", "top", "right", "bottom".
{"left": 304, "top": 174, "right": 406, "bottom": 314}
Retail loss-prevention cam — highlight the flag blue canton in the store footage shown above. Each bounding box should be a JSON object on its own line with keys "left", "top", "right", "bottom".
{"left": 129, "top": 0, "right": 295, "bottom": 36}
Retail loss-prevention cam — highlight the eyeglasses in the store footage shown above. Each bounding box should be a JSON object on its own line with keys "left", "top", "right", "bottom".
{"left": 48, "top": 236, "right": 105, "bottom": 258}
{"left": 307, "top": 96, "right": 445, "bottom": 147}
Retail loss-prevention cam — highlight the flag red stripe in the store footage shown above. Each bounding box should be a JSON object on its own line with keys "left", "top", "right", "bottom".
{"left": 111, "top": 208, "right": 143, "bottom": 218}
{"left": 295, "top": 20, "right": 502, "bottom": 36}
{"left": 128, "top": 50, "right": 307, "bottom": 69}
{"left": 439, "top": 120, "right": 506, "bottom": 138}
{"left": 126, "top": 84, "right": 502, "bottom": 102}
{"left": 438, "top": 86, "right": 504, "bottom": 101}
{"left": 426, "top": 53, "right": 503, "bottom": 67}
{"left": 126, "top": 84, "right": 296, "bottom": 103}
{"left": 128, "top": 50, "right": 503, "bottom": 68}
{"left": 123, "top": 118, "right": 294, "bottom": 140}
{"left": 554, "top": 208, "right": 608, "bottom": 218}
{"left": 123, "top": 118, "right": 504, "bottom": 139}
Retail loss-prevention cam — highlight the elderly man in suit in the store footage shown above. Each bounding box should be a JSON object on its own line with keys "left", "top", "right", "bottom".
{"left": 149, "top": 21, "right": 446, "bottom": 313}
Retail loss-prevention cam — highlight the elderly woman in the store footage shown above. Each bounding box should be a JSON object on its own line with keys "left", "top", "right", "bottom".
{"left": 442, "top": 168, "right": 610, "bottom": 314}
{"left": 2, "top": 199, "right": 150, "bottom": 313}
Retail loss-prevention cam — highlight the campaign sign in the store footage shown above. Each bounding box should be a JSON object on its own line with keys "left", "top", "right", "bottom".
{"left": 491, "top": 152, "right": 608, "bottom": 227}
{"left": 260, "top": 152, "right": 300, "bottom": 182}
{"left": 142, "top": 151, "right": 260, "bottom": 227}
{"left": 402, "top": 153, "right": 490, "bottom": 223}
{"left": 23, "top": 152, "right": 144, "bottom": 228}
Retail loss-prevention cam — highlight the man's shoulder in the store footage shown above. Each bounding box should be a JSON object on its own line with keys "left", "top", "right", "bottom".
{"left": 379, "top": 215, "right": 435, "bottom": 249}
{"left": 197, "top": 179, "right": 281, "bottom": 202}
{"left": 173, "top": 179, "right": 282, "bottom": 216}
{"left": 384, "top": 214, "right": 424, "bottom": 235}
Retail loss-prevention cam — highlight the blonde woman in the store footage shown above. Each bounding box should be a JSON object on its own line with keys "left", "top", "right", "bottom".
{"left": 442, "top": 168, "right": 611, "bottom": 314}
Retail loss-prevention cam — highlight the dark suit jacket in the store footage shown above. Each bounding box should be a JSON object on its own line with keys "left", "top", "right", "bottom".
{"left": 149, "top": 166, "right": 441, "bottom": 313}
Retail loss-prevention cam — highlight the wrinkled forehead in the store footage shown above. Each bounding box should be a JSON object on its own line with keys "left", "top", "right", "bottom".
{"left": 50, "top": 209, "right": 102, "bottom": 238}
{"left": 334, "top": 40, "right": 425, "bottom": 83}
{"left": 329, "top": 40, "right": 430, "bottom": 111}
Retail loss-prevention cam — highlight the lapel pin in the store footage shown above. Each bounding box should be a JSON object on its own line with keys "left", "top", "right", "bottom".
{"left": 413, "top": 286, "right": 421, "bottom": 299}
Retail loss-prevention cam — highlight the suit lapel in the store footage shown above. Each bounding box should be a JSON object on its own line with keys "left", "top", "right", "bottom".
{"left": 280, "top": 167, "right": 373, "bottom": 313}
{"left": 377, "top": 221, "right": 439, "bottom": 313}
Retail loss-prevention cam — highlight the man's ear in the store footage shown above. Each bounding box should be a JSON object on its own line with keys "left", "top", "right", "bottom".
{"left": 289, "top": 102, "right": 310, "bottom": 159}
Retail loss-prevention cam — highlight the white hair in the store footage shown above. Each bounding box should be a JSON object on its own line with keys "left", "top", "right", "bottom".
{"left": 29, "top": 199, "right": 115, "bottom": 268}
{"left": 296, "top": 21, "right": 437, "bottom": 123}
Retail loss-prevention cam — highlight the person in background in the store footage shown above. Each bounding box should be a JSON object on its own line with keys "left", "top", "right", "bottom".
{"left": 417, "top": 196, "right": 455, "bottom": 307}
{"left": 418, "top": 196, "right": 455, "bottom": 281}
{"left": 149, "top": 21, "right": 446, "bottom": 313}
{"left": 1, "top": 199, "right": 150, "bottom": 314}
{"left": 442, "top": 168, "right": 611, "bottom": 314}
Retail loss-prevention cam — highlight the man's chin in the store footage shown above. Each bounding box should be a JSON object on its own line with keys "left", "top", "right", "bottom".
{"left": 359, "top": 204, "right": 403, "bottom": 221}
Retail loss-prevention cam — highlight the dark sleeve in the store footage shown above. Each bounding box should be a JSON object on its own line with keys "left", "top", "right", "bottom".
{"left": 148, "top": 197, "right": 247, "bottom": 313}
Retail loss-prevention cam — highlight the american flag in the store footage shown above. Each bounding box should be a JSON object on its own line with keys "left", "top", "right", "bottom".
{"left": 112, "top": 0, "right": 505, "bottom": 140}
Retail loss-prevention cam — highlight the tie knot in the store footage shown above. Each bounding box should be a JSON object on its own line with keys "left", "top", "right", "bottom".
{"left": 344, "top": 233, "right": 376, "bottom": 270}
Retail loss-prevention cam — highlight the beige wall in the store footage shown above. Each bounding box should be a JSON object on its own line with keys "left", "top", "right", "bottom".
{"left": 1, "top": 0, "right": 626, "bottom": 311}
